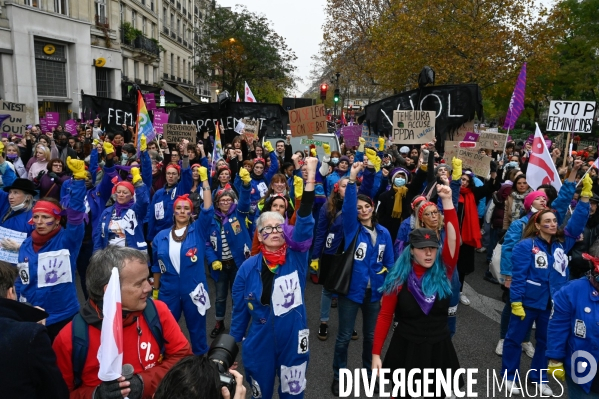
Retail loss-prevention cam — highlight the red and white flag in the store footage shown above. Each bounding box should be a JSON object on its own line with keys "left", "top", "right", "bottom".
{"left": 97, "top": 267, "right": 123, "bottom": 381}
{"left": 527, "top": 123, "right": 562, "bottom": 192}
{"left": 340, "top": 111, "right": 347, "bottom": 126}
{"left": 236, "top": 91, "right": 240, "bottom": 102}
{"left": 244, "top": 82, "right": 257, "bottom": 102}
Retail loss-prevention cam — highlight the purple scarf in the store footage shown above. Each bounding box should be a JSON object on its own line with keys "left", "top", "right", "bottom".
{"left": 115, "top": 198, "right": 135, "bottom": 216}
{"left": 407, "top": 270, "right": 436, "bottom": 315}
{"left": 215, "top": 204, "right": 237, "bottom": 224}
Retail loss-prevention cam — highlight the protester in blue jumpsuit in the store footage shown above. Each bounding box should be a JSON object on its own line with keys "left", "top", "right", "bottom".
{"left": 15, "top": 157, "right": 87, "bottom": 341}
{"left": 231, "top": 157, "right": 318, "bottom": 399}
{"left": 547, "top": 249, "right": 599, "bottom": 398}
{"left": 147, "top": 143, "right": 192, "bottom": 243}
{"left": 205, "top": 168, "right": 252, "bottom": 338}
{"left": 151, "top": 166, "right": 213, "bottom": 355}
{"left": 501, "top": 174, "right": 592, "bottom": 396}
{"left": 234, "top": 141, "right": 279, "bottom": 214}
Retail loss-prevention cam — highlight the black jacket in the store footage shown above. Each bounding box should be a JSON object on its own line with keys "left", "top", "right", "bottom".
{"left": 0, "top": 298, "right": 69, "bottom": 399}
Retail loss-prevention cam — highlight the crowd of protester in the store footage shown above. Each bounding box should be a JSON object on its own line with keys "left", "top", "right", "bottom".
{"left": 1, "top": 121, "right": 599, "bottom": 398}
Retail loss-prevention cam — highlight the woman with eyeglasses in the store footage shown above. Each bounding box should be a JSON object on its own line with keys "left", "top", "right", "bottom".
{"left": 330, "top": 162, "right": 394, "bottom": 396}
{"left": 37, "top": 158, "right": 70, "bottom": 201}
{"left": 205, "top": 168, "right": 253, "bottom": 339}
{"left": 230, "top": 157, "right": 318, "bottom": 399}
{"left": 151, "top": 166, "right": 214, "bottom": 355}
{"left": 500, "top": 174, "right": 592, "bottom": 396}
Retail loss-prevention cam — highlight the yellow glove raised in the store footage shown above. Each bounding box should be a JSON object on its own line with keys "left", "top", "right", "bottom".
{"left": 92, "top": 138, "right": 100, "bottom": 146}
{"left": 548, "top": 362, "right": 565, "bottom": 381}
{"left": 66, "top": 156, "right": 87, "bottom": 180}
{"left": 365, "top": 148, "right": 377, "bottom": 164}
{"left": 358, "top": 137, "right": 366, "bottom": 152}
{"left": 152, "top": 289, "right": 159, "bottom": 300}
{"left": 359, "top": 137, "right": 366, "bottom": 145}
{"left": 212, "top": 261, "right": 223, "bottom": 271}
{"left": 310, "top": 259, "right": 319, "bottom": 271}
{"left": 294, "top": 175, "right": 304, "bottom": 199}
{"left": 374, "top": 157, "right": 381, "bottom": 173}
{"left": 511, "top": 301, "right": 526, "bottom": 320}
{"left": 378, "top": 137, "right": 385, "bottom": 151}
{"left": 451, "top": 157, "right": 463, "bottom": 181}
{"left": 199, "top": 166, "right": 208, "bottom": 182}
{"left": 140, "top": 134, "right": 147, "bottom": 152}
{"left": 264, "top": 141, "right": 274, "bottom": 153}
{"left": 323, "top": 143, "right": 331, "bottom": 156}
{"left": 310, "top": 148, "right": 317, "bottom": 157}
{"left": 131, "top": 167, "right": 142, "bottom": 185}
{"left": 103, "top": 141, "right": 115, "bottom": 155}
{"left": 581, "top": 173, "right": 593, "bottom": 198}
{"left": 239, "top": 168, "right": 251, "bottom": 184}
{"left": 0, "top": 140, "right": 4, "bottom": 155}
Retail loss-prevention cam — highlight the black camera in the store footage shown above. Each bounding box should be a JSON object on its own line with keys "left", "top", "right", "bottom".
{"left": 208, "top": 334, "right": 239, "bottom": 397}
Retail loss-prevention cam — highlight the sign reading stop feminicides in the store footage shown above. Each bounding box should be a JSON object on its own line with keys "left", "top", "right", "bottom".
{"left": 546, "top": 101, "right": 596, "bottom": 133}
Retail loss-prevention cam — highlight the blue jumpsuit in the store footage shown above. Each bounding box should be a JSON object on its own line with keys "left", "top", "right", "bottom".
{"left": 151, "top": 204, "right": 215, "bottom": 355}
{"left": 231, "top": 211, "right": 314, "bottom": 399}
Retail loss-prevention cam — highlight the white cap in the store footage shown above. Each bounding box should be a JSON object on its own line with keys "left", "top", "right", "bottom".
{"left": 400, "top": 146, "right": 410, "bottom": 154}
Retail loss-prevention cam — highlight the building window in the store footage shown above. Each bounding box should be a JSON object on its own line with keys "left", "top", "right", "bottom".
{"left": 144, "top": 64, "right": 149, "bottom": 82}
{"left": 151, "top": 22, "right": 156, "bottom": 39}
{"left": 170, "top": 53, "right": 174, "bottom": 76}
{"left": 34, "top": 42, "right": 67, "bottom": 97}
{"left": 170, "top": 13, "right": 174, "bottom": 29}
{"left": 24, "top": 0, "right": 40, "bottom": 7}
{"left": 153, "top": 67, "right": 158, "bottom": 83}
{"left": 131, "top": 10, "right": 136, "bottom": 28}
{"left": 177, "top": 19, "right": 180, "bottom": 35}
{"left": 95, "top": 0, "right": 107, "bottom": 23}
{"left": 182, "top": 60, "right": 185, "bottom": 80}
{"left": 134, "top": 61, "right": 139, "bottom": 79}
{"left": 177, "top": 56, "right": 180, "bottom": 77}
{"left": 122, "top": 58, "right": 128, "bottom": 77}
{"left": 120, "top": 3, "right": 125, "bottom": 23}
{"left": 96, "top": 68, "right": 111, "bottom": 97}
{"left": 188, "top": 64, "right": 191, "bottom": 83}
{"left": 54, "top": 0, "right": 68, "bottom": 15}
{"left": 150, "top": 0, "right": 154, "bottom": 11}
{"left": 142, "top": 16, "right": 147, "bottom": 35}
{"left": 163, "top": 7, "right": 167, "bottom": 26}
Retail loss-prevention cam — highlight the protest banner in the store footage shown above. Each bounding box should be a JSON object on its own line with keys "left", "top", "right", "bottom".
{"left": 153, "top": 111, "right": 168, "bottom": 135}
{"left": 0, "top": 227, "right": 26, "bottom": 264}
{"left": 241, "top": 118, "right": 259, "bottom": 141}
{"left": 301, "top": 138, "right": 324, "bottom": 147}
{"left": 82, "top": 94, "right": 137, "bottom": 134}
{"left": 341, "top": 125, "right": 362, "bottom": 147}
{"left": 0, "top": 111, "right": 27, "bottom": 137}
{"left": 289, "top": 104, "right": 327, "bottom": 137}
{"left": 0, "top": 100, "right": 34, "bottom": 125}
{"left": 452, "top": 120, "right": 476, "bottom": 141}
{"left": 391, "top": 111, "right": 435, "bottom": 145}
{"left": 163, "top": 123, "right": 197, "bottom": 144}
{"left": 477, "top": 131, "right": 508, "bottom": 150}
{"left": 45, "top": 112, "right": 60, "bottom": 129}
{"left": 444, "top": 141, "right": 492, "bottom": 177}
{"left": 546, "top": 101, "right": 596, "bottom": 133}
{"left": 64, "top": 120, "right": 78, "bottom": 135}
{"left": 464, "top": 132, "right": 479, "bottom": 142}
{"left": 144, "top": 93, "right": 157, "bottom": 111}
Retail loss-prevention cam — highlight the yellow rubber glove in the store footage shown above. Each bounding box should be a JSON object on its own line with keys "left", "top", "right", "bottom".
{"left": 374, "top": 157, "right": 381, "bottom": 173}
{"left": 378, "top": 137, "right": 385, "bottom": 151}
{"left": 511, "top": 302, "right": 526, "bottom": 320}
{"left": 264, "top": 141, "right": 274, "bottom": 153}
{"left": 365, "top": 148, "right": 377, "bottom": 164}
{"left": 581, "top": 173, "right": 593, "bottom": 198}
{"left": 212, "top": 261, "right": 223, "bottom": 271}
{"left": 140, "top": 134, "right": 147, "bottom": 152}
{"left": 548, "top": 362, "right": 565, "bottom": 381}
{"left": 92, "top": 138, "right": 100, "bottom": 146}
{"left": 377, "top": 266, "right": 388, "bottom": 274}
{"left": 0, "top": 140, "right": 4, "bottom": 155}
{"left": 152, "top": 289, "right": 159, "bottom": 300}
{"left": 103, "top": 141, "right": 115, "bottom": 155}
{"left": 310, "top": 259, "right": 319, "bottom": 271}
{"left": 131, "top": 167, "right": 142, "bottom": 185}
{"left": 358, "top": 137, "right": 366, "bottom": 152}
{"left": 239, "top": 168, "right": 251, "bottom": 184}
{"left": 451, "top": 157, "right": 463, "bottom": 181}
{"left": 323, "top": 143, "right": 331, "bottom": 156}
{"left": 199, "top": 166, "right": 208, "bottom": 182}
{"left": 66, "top": 157, "right": 87, "bottom": 180}
{"left": 311, "top": 148, "right": 317, "bottom": 157}
{"left": 294, "top": 175, "right": 304, "bottom": 199}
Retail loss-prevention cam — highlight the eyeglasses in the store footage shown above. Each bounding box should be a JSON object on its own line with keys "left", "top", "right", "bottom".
{"left": 259, "top": 225, "right": 283, "bottom": 234}
{"left": 166, "top": 172, "right": 179, "bottom": 176}
{"left": 219, "top": 199, "right": 232, "bottom": 204}
{"left": 423, "top": 211, "right": 439, "bottom": 217}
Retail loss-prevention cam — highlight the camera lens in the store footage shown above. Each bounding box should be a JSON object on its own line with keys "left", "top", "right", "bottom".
{"left": 208, "top": 334, "right": 239, "bottom": 372}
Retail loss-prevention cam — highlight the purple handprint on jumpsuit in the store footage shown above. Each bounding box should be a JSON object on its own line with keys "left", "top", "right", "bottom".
{"left": 194, "top": 284, "right": 207, "bottom": 305}
{"left": 279, "top": 278, "right": 298, "bottom": 309}
{"left": 44, "top": 258, "right": 66, "bottom": 284}
{"left": 285, "top": 369, "right": 303, "bottom": 394}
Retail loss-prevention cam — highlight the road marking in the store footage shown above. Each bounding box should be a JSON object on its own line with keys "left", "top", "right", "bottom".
{"left": 462, "top": 282, "right": 504, "bottom": 323}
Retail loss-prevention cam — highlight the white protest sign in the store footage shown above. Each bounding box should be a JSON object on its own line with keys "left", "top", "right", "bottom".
{"left": 391, "top": 111, "right": 435, "bottom": 145}
{"left": 0, "top": 227, "right": 27, "bottom": 264}
{"left": 444, "top": 141, "right": 492, "bottom": 177}
{"left": 546, "top": 101, "right": 596, "bottom": 133}
{"left": 477, "top": 131, "right": 508, "bottom": 150}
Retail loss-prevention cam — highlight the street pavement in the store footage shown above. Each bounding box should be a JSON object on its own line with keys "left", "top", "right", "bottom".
{"left": 76, "top": 251, "right": 567, "bottom": 398}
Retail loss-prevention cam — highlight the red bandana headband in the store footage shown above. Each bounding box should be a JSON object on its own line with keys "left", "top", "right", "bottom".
{"left": 174, "top": 194, "right": 194, "bottom": 212}
{"left": 583, "top": 253, "right": 599, "bottom": 274}
{"left": 30, "top": 200, "right": 62, "bottom": 223}
{"left": 166, "top": 163, "right": 181, "bottom": 174}
{"left": 418, "top": 201, "right": 437, "bottom": 221}
{"left": 112, "top": 180, "right": 135, "bottom": 195}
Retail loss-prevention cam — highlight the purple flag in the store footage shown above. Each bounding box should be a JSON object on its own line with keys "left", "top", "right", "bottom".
{"left": 503, "top": 63, "right": 526, "bottom": 130}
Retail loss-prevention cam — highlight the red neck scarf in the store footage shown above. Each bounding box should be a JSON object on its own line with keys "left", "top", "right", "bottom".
{"left": 31, "top": 226, "right": 62, "bottom": 253}
{"left": 261, "top": 243, "right": 287, "bottom": 273}
{"left": 459, "top": 187, "right": 481, "bottom": 248}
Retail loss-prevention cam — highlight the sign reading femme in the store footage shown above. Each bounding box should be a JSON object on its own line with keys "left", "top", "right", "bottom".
{"left": 546, "top": 101, "right": 596, "bottom": 133}
{"left": 163, "top": 123, "right": 197, "bottom": 144}
{"left": 289, "top": 104, "right": 327, "bottom": 137}
{"left": 391, "top": 111, "right": 435, "bottom": 145}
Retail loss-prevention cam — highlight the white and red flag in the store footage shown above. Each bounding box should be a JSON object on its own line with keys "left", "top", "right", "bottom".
{"left": 97, "top": 267, "right": 123, "bottom": 381}
{"left": 244, "top": 82, "right": 257, "bottom": 102}
{"left": 236, "top": 91, "right": 240, "bottom": 102}
{"left": 527, "top": 123, "right": 562, "bottom": 192}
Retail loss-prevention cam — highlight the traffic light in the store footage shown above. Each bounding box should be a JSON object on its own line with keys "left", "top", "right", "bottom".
{"left": 334, "top": 88, "right": 340, "bottom": 103}
{"left": 320, "top": 84, "right": 328, "bottom": 100}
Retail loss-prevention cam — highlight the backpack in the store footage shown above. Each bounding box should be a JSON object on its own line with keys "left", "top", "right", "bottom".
{"left": 490, "top": 220, "right": 526, "bottom": 283}
{"left": 71, "top": 299, "right": 166, "bottom": 388}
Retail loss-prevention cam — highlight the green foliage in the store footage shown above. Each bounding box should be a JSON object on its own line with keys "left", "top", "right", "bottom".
{"left": 193, "top": 5, "right": 297, "bottom": 103}
{"left": 121, "top": 22, "right": 142, "bottom": 43}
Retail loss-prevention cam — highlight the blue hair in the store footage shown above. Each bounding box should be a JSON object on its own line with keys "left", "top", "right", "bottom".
{"left": 380, "top": 244, "right": 452, "bottom": 299}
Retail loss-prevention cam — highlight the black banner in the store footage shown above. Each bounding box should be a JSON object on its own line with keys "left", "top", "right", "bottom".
{"left": 360, "top": 84, "right": 483, "bottom": 151}
{"left": 81, "top": 94, "right": 137, "bottom": 134}
{"left": 168, "top": 102, "right": 289, "bottom": 143}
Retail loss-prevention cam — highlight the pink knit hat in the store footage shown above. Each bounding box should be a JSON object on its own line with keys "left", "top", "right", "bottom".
{"left": 524, "top": 190, "right": 548, "bottom": 212}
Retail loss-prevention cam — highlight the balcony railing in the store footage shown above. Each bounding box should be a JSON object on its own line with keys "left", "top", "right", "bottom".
{"left": 95, "top": 14, "right": 109, "bottom": 28}
{"left": 177, "top": 77, "right": 181, "bottom": 82}
{"left": 163, "top": 27, "right": 169, "bottom": 34}
{"left": 170, "top": 32, "right": 176, "bottom": 39}
{"left": 163, "top": 73, "right": 169, "bottom": 79}
{"left": 177, "top": 36, "right": 182, "bottom": 43}
{"left": 121, "top": 29, "right": 160, "bottom": 57}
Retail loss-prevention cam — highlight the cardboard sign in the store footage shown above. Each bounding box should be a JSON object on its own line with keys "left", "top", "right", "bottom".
{"left": 45, "top": 112, "right": 60, "bottom": 129}
{"left": 444, "top": 141, "right": 492, "bottom": 177}
{"left": 153, "top": 111, "right": 168, "bottom": 135}
{"left": 0, "top": 111, "right": 27, "bottom": 137}
{"left": 300, "top": 138, "right": 324, "bottom": 147}
{"left": 64, "top": 120, "right": 78, "bottom": 135}
{"left": 144, "top": 93, "right": 157, "bottom": 111}
{"left": 241, "top": 118, "right": 259, "bottom": 141}
{"left": 163, "top": 123, "right": 197, "bottom": 144}
{"left": 452, "top": 120, "right": 476, "bottom": 141}
{"left": 477, "top": 131, "right": 508, "bottom": 150}
{"left": 342, "top": 125, "right": 362, "bottom": 147}
{"left": 391, "top": 111, "right": 435, "bottom": 145}
{"left": 547, "top": 101, "right": 596, "bottom": 133}
{"left": 0, "top": 101, "right": 34, "bottom": 124}
{"left": 289, "top": 104, "right": 327, "bottom": 137}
